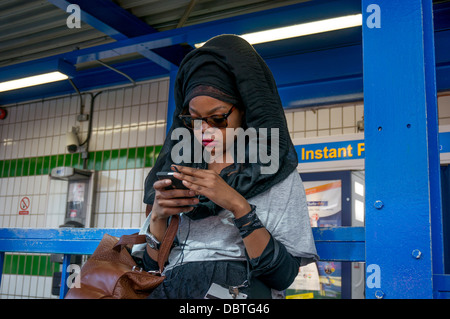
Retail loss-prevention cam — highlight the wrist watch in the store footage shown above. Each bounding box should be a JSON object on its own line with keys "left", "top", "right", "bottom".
{"left": 145, "top": 232, "right": 161, "bottom": 250}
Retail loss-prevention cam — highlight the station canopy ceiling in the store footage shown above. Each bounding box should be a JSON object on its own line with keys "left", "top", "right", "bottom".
{"left": 0, "top": 0, "right": 449, "bottom": 105}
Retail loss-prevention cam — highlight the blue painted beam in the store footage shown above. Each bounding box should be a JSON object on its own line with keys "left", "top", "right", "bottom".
{"left": 433, "top": 2, "right": 450, "bottom": 31}
{"left": 433, "top": 274, "right": 450, "bottom": 298}
{"left": 279, "top": 76, "right": 363, "bottom": 108}
{"left": 47, "top": 0, "right": 156, "bottom": 40}
{"left": 267, "top": 45, "right": 363, "bottom": 87}
{"left": 267, "top": 44, "right": 363, "bottom": 108}
{"left": 48, "top": 0, "right": 176, "bottom": 71}
{"left": 313, "top": 227, "right": 365, "bottom": 261}
{"left": 0, "top": 228, "right": 140, "bottom": 254}
{"left": 362, "top": 0, "right": 443, "bottom": 299}
{"left": 0, "top": 227, "right": 365, "bottom": 261}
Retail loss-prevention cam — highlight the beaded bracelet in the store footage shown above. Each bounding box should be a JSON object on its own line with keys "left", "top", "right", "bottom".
{"left": 233, "top": 205, "right": 264, "bottom": 238}
{"left": 233, "top": 204, "right": 257, "bottom": 228}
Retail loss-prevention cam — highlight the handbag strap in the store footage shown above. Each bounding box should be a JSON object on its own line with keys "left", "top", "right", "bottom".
{"left": 113, "top": 233, "right": 146, "bottom": 248}
{"left": 157, "top": 214, "right": 179, "bottom": 272}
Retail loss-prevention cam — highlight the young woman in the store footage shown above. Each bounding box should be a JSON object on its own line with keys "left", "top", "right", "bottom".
{"left": 133, "top": 34, "right": 318, "bottom": 299}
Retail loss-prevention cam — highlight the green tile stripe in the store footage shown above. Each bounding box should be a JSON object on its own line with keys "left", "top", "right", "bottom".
{"left": 0, "top": 145, "right": 162, "bottom": 278}
{"left": 0, "top": 145, "right": 162, "bottom": 178}
{"left": 2, "top": 253, "right": 60, "bottom": 277}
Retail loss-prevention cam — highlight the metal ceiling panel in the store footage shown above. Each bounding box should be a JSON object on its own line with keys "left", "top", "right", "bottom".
{"left": 0, "top": 0, "right": 114, "bottom": 67}
{"left": 0, "top": 0, "right": 311, "bottom": 69}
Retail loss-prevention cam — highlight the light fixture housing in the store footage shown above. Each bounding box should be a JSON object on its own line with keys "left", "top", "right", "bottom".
{"left": 0, "top": 59, "right": 75, "bottom": 93}
{"left": 195, "top": 14, "right": 363, "bottom": 48}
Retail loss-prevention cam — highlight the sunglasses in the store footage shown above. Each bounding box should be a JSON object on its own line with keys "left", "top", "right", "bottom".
{"left": 178, "top": 105, "right": 236, "bottom": 129}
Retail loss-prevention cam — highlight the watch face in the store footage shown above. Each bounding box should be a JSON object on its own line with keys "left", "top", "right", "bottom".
{"left": 146, "top": 237, "right": 155, "bottom": 248}
{"left": 146, "top": 234, "right": 159, "bottom": 249}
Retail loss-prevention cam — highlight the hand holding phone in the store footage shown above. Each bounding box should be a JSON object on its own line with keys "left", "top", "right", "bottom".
{"left": 156, "top": 171, "right": 189, "bottom": 190}
{"left": 150, "top": 170, "right": 198, "bottom": 241}
{"left": 151, "top": 171, "right": 198, "bottom": 221}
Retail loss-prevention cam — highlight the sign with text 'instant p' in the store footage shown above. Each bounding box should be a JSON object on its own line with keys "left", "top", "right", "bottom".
{"left": 295, "top": 140, "right": 365, "bottom": 163}
{"left": 295, "top": 132, "right": 450, "bottom": 164}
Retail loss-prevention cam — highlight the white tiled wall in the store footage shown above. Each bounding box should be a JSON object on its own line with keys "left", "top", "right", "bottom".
{"left": 0, "top": 78, "right": 169, "bottom": 299}
{"left": 0, "top": 80, "right": 168, "bottom": 161}
{"left": 88, "top": 81, "right": 168, "bottom": 152}
{"left": 0, "top": 175, "right": 49, "bottom": 228}
{"left": 0, "top": 78, "right": 169, "bottom": 231}
{"left": 438, "top": 94, "right": 450, "bottom": 126}
{"left": 94, "top": 168, "right": 147, "bottom": 229}
{"left": 285, "top": 94, "right": 450, "bottom": 138}
{"left": 285, "top": 102, "right": 365, "bottom": 139}
{"left": 1, "top": 273, "right": 54, "bottom": 299}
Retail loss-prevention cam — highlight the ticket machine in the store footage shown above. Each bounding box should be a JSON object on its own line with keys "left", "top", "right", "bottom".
{"left": 49, "top": 166, "right": 96, "bottom": 228}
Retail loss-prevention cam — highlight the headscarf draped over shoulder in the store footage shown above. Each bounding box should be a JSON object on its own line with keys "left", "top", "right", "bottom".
{"left": 143, "top": 34, "right": 299, "bottom": 219}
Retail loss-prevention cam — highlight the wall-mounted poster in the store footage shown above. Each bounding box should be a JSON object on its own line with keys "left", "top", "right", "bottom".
{"left": 286, "top": 180, "right": 342, "bottom": 299}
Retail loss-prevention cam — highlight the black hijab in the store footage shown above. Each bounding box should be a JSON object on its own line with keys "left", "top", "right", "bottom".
{"left": 143, "top": 34, "right": 299, "bottom": 219}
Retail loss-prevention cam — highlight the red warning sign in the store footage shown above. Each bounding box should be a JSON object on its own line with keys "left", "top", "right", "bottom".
{"left": 19, "top": 196, "right": 30, "bottom": 215}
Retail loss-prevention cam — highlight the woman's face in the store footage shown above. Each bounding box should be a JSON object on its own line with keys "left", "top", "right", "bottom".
{"left": 188, "top": 95, "right": 243, "bottom": 160}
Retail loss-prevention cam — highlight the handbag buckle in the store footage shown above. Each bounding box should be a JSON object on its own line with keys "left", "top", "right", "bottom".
{"left": 131, "top": 266, "right": 161, "bottom": 276}
{"left": 132, "top": 266, "right": 143, "bottom": 272}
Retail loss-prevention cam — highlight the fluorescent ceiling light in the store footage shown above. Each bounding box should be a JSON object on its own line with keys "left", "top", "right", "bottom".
{"left": 0, "top": 71, "right": 69, "bottom": 92}
{"left": 195, "top": 14, "right": 362, "bottom": 48}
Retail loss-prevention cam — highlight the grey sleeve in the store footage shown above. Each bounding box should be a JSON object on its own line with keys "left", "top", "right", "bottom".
{"left": 244, "top": 171, "right": 319, "bottom": 291}
{"left": 256, "top": 171, "right": 319, "bottom": 262}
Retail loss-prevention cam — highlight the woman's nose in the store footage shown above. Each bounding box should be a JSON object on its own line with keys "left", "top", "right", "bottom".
{"left": 201, "top": 120, "right": 211, "bottom": 132}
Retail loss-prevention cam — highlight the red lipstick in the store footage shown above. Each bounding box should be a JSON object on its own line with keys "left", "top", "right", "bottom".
{"left": 202, "top": 139, "right": 215, "bottom": 146}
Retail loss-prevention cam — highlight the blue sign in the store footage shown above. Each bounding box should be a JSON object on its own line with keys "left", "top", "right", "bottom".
{"left": 295, "top": 132, "right": 450, "bottom": 163}
{"left": 295, "top": 140, "right": 365, "bottom": 163}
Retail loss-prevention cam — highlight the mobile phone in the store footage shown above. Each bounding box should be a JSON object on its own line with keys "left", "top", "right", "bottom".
{"left": 156, "top": 171, "right": 188, "bottom": 190}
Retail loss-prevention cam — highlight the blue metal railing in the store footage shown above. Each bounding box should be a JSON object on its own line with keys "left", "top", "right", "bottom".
{"left": 0, "top": 226, "right": 365, "bottom": 298}
{"left": 2, "top": 226, "right": 449, "bottom": 298}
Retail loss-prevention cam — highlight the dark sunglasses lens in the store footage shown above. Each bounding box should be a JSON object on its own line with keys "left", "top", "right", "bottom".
{"left": 207, "top": 117, "right": 227, "bottom": 128}
{"left": 181, "top": 117, "right": 227, "bottom": 128}
{"left": 182, "top": 117, "right": 194, "bottom": 128}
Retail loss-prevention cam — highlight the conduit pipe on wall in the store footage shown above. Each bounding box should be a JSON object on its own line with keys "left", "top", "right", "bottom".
{"left": 68, "top": 78, "right": 103, "bottom": 169}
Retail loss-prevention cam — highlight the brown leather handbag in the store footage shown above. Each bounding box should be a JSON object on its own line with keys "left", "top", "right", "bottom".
{"left": 65, "top": 215, "right": 179, "bottom": 299}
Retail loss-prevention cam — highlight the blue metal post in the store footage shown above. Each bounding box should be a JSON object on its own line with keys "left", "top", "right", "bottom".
{"left": 166, "top": 66, "right": 179, "bottom": 134}
{"left": 423, "top": 0, "right": 446, "bottom": 280}
{"left": 59, "top": 254, "right": 71, "bottom": 299}
{"left": 362, "top": 0, "right": 444, "bottom": 298}
{"left": 0, "top": 252, "right": 4, "bottom": 289}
